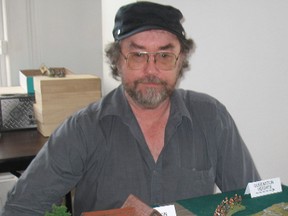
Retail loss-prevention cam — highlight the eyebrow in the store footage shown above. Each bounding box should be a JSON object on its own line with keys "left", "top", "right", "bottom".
{"left": 128, "top": 42, "right": 145, "bottom": 50}
{"left": 128, "top": 42, "right": 176, "bottom": 51}
{"left": 159, "top": 43, "right": 176, "bottom": 50}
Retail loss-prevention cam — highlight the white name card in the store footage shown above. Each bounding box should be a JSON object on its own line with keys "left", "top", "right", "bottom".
{"left": 154, "top": 204, "right": 177, "bottom": 216}
{"left": 245, "top": 177, "right": 282, "bottom": 198}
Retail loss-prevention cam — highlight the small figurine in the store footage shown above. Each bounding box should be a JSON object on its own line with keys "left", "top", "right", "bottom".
{"left": 214, "top": 194, "right": 245, "bottom": 216}
{"left": 40, "top": 64, "right": 65, "bottom": 78}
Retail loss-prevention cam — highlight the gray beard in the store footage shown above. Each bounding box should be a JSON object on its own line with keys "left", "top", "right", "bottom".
{"left": 124, "top": 75, "right": 174, "bottom": 109}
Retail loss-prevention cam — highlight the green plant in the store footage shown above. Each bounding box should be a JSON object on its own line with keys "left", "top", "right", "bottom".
{"left": 44, "top": 204, "right": 71, "bottom": 216}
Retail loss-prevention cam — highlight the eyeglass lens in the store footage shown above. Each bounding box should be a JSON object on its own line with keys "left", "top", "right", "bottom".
{"left": 127, "top": 52, "right": 177, "bottom": 70}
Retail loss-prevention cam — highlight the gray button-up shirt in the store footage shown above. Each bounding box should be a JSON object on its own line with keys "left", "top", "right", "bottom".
{"left": 2, "top": 85, "right": 260, "bottom": 216}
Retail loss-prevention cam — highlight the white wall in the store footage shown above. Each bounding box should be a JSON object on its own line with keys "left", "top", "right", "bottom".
{"left": 5, "top": 0, "right": 102, "bottom": 86}
{"left": 102, "top": 0, "right": 288, "bottom": 185}
{"left": 101, "top": 0, "right": 134, "bottom": 95}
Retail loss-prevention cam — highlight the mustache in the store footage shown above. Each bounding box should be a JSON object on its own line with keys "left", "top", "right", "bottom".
{"left": 135, "top": 75, "right": 166, "bottom": 85}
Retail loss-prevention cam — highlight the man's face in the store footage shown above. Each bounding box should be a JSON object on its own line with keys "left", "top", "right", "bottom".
{"left": 119, "top": 30, "right": 183, "bottom": 109}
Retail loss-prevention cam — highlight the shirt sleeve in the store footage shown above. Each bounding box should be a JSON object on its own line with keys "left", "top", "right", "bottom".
{"left": 214, "top": 105, "right": 261, "bottom": 192}
{"left": 1, "top": 115, "right": 86, "bottom": 215}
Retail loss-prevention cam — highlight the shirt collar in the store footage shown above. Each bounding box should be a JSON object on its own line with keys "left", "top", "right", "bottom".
{"left": 170, "top": 89, "right": 193, "bottom": 122}
{"left": 98, "top": 85, "right": 134, "bottom": 123}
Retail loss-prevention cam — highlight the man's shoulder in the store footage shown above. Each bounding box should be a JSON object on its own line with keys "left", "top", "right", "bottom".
{"left": 74, "top": 86, "right": 125, "bottom": 120}
{"left": 174, "top": 89, "right": 228, "bottom": 119}
{"left": 175, "top": 89, "right": 221, "bottom": 106}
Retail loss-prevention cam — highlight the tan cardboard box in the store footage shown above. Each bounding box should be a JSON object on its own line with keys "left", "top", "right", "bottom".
{"left": 33, "top": 74, "right": 101, "bottom": 137}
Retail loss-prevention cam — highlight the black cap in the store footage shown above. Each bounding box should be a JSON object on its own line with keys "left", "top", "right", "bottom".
{"left": 113, "top": 1, "right": 186, "bottom": 41}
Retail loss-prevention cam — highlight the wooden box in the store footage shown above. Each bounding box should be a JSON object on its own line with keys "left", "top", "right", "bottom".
{"left": 33, "top": 74, "right": 101, "bottom": 136}
{"left": 19, "top": 68, "right": 73, "bottom": 94}
{"left": 81, "top": 207, "right": 135, "bottom": 216}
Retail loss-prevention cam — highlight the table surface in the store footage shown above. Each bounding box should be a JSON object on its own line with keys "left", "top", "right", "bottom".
{"left": 177, "top": 185, "right": 288, "bottom": 216}
{"left": 0, "top": 129, "right": 48, "bottom": 173}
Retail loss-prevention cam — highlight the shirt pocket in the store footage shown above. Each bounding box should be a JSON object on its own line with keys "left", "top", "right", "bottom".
{"left": 176, "top": 134, "right": 215, "bottom": 197}
{"left": 175, "top": 166, "right": 215, "bottom": 199}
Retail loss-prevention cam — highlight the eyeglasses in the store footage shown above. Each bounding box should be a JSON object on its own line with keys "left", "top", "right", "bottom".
{"left": 121, "top": 52, "right": 179, "bottom": 70}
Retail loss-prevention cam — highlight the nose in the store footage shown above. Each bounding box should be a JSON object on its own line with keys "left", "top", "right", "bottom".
{"left": 146, "top": 54, "right": 157, "bottom": 64}
{"left": 144, "top": 54, "right": 158, "bottom": 73}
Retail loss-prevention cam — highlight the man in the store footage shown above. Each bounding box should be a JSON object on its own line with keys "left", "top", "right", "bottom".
{"left": 1, "top": 2, "right": 260, "bottom": 216}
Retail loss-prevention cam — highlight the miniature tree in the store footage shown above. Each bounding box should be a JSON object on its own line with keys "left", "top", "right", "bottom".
{"left": 45, "top": 204, "right": 71, "bottom": 216}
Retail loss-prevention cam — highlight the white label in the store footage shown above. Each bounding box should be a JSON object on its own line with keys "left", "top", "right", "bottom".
{"left": 154, "top": 204, "right": 177, "bottom": 216}
{"left": 245, "top": 177, "right": 282, "bottom": 198}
